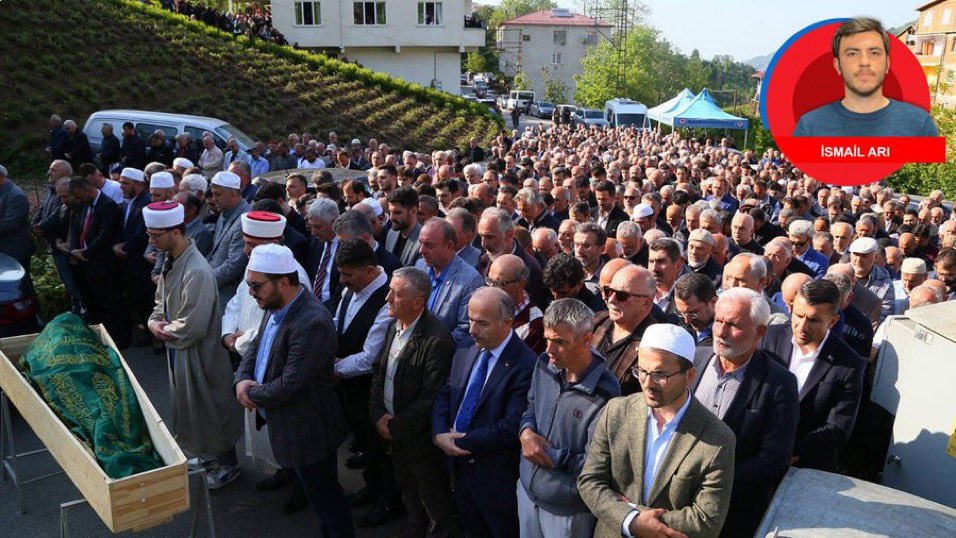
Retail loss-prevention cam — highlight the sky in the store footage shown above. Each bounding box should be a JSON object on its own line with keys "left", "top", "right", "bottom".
{"left": 480, "top": 0, "right": 920, "bottom": 61}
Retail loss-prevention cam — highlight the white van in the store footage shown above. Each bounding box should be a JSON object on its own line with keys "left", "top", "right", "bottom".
{"left": 82, "top": 110, "right": 256, "bottom": 153}
{"left": 507, "top": 90, "right": 536, "bottom": 112}
{"left": 603, "top": 99, "right": 649, "bottom": 129}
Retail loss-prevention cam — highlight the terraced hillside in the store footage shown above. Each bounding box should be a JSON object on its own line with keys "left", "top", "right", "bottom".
{"left": 0, "top": 0, "right": 503, "bottom": 176}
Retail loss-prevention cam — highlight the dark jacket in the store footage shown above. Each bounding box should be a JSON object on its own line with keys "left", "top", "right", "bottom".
{"left": 591, "top": 310, "right": 662, "bottom": 396}
{"left": 68, "top": 193, "right": 122, "bottom": 278}
{"left": 120, "top": 133, "right": 147, "bottom": 170}
{"left": 479, "top": 239, "right": 547, "bottom": 307}
{"left": 49, "top": 127, "right": 68, "bottom": 160}
{"left": 691, "top": 350, "right": 800, "bottom": 537}
{"left": 0, "top": 180, "right": 36, "bottom": 263}
{"left": 517, "top": 212, "right": 561, "bottom": 233}
{"left": 173, "top": 143, "right": 200, "bottom": 165}
{"left": 594, "top": 205, "right": 630, "bottom": 239}
{"left": 65, "top": 131, "right": 93, "bottom": 169}
{"left": 33, "top": 184, "right": 63, "bottom": 247}
{"left": 146, "top": 142, "right": 174, "bottom": 168}
{"left": 432, "top": 333, "right": 535, "bottom": 491}
{"left": 759, "top": 323, "right": 865, "bottom": 472}
{"left": 117, "top": 190, "right": 151, "bottom": 279}
{"left": 370, "top": 310, "right": 455, "bottom": 459}
{"left": 236, "top": 290, "right": 348, "bottom": 467}
{"left": 99, "top": 133, "right": 122, "bottom": 172}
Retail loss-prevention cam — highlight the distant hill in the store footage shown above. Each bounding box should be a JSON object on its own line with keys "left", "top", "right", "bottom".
{"left": 743, "top": 53, "right": 772, "bottom": 71}
{"left": 0, "top": 0, "right": 503, "bottom": 177}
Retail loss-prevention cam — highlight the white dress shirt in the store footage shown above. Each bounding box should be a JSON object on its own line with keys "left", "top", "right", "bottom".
{"left": 789, "top": 330, "right": 830, "bottom": 393}
{"left": 333, "top": 270, "right": 391, "bottom": 378}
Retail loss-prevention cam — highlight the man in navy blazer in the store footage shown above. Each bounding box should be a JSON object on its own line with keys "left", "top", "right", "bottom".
{"left": 432, "top": 287, "right": 536, "bottom": 538}
{"left": 415, "top": 219, "right": 484, "bottom": 347}
{"left": 759, "top": 279, "right": 865, "bottom": 473}
{"left": 692, "top": 288, "right": 799, "bottom": 537}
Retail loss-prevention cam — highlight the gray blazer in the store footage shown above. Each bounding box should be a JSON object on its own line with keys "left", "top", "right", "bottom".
{"left": 457, "top": 243, "right": 481, "bottom": 268}
{"left": 236, "top": 289, "right": 348, "bottom": 468}
{"left": 206, "top": 198, "right": 250, "bottom": 307}
{"left": 385, "top": 221, "right": 422, "bottom": 267}
{"left": 415, "top": 255, "right": 484, "bottom": 346}
{"left": 0, "top": 180, "right": 36, "bottom": 263}
{"left": 851, "top": 282, "right": 882, "bottom": 331}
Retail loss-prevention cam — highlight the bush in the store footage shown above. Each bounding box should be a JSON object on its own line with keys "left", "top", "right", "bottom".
{"left": 30, "top": 252, "right": 70, "bottom": 322}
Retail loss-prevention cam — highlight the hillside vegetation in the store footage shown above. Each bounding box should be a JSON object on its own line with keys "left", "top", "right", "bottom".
{"left": 0, "top": 0, "right": 503, "bottom": 178}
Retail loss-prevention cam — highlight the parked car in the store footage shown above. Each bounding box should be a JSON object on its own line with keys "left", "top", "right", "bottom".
{"left": 0, "top": 253, "right": 40, "bottom": 337}
{"left": 572, "top": 108, "right": 610, "bottom": 128}
{"left": 83, "top": 110, "right": 256, "bottom": 154}
{"left": 473, "top": 81, "right": 489, "bottom": 99}
{"left": 506, "top": 90, "right": 535, "bottom": 112}
{"left": 529, "top": 101, "right": 556, "bottom": 119}
{"left": 477, "top": 99, "right": 501, "bottom": 115}
{"left": 603, "top": 98, "right": 649, "bottom": 129}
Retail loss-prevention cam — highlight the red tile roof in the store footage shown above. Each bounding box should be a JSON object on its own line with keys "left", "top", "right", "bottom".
{"left": 502, "top": 9, "right": 612, "bottom": 28}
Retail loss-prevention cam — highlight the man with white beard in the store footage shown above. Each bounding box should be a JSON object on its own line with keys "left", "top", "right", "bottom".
{"left": 686, "top": 229, "right": 722, "bottom": 287}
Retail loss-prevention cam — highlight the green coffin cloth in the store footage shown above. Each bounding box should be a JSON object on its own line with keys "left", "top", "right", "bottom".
{"left": 18, "top": 313, "right": 164, "bottom": 478}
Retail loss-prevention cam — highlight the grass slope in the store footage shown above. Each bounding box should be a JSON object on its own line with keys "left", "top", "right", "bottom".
{"left": 0, "top": 0, "right": 503, "bottom": 178}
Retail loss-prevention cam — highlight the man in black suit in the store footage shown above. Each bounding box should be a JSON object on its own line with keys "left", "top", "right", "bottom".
{"left": 432, "top": 287, "right": 535, "bottom": 538}
{"left": 304, "top": 197, "right": 342, "bottom": 311}
{"left": 369, "top": 267, "right": 463, "bottom": 537}
{"left": 333, "top": 210, "right": 402, "bottom": 277}
{"left": 113, "top": 167, "right": 152, "bottom": 341}
{"left": 63, "top": 177, "right": 131, "bottom": 346}
{"left": 236, "top": 245, "right": 353, "bottom": 537}
{"left": 591, "top": 180, "right": 629, "bottom": 239}
{"left": 693, "top": 287, "right": 799, "bottom": 536}
{"left": 760, "top": 279, "right": 865, "bottom": 472}
{"left": 331, "top": 240, "right": 401, "bottom": 527}
{"left": 119, "top": 121, "right": 146, "bottom": 170}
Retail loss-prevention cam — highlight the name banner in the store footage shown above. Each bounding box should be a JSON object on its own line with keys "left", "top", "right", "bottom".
{"left": 774, "top": 137, "right": 947, "bottom": 164}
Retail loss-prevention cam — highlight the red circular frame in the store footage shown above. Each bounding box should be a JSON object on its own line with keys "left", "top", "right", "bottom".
{"left": 764, "top": 21, "right": 932, "bottom": 186}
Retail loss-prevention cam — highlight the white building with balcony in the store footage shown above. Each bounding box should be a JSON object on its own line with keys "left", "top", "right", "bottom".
{"left": 497, "top": 9, "right": 610, "bottom": 101}
{"left": 271, "top": 0, "right": 485, "bottom": 94}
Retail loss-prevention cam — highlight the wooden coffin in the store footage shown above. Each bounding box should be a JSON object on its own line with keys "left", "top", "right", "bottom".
{"left": 0, "top": 324, "right": 189, "bottom": 533}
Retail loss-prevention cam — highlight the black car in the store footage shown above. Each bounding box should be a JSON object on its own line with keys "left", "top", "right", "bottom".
{"left": 0, "top": 253, "right": 41, "bottom": 337}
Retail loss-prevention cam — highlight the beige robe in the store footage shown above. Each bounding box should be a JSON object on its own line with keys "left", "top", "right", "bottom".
{"left": 150, "top": 241, "right": 242, "bottom": 457}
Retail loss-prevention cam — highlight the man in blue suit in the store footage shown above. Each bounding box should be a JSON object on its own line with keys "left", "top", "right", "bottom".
{"left": 432, "top": 287, "right": 536, "bottom": 538}
{"left": 415, "top": 219, "right": 484, "bottom": 347}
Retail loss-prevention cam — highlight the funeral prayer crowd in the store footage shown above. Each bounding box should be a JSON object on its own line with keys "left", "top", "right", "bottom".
{"left": 3, "top": 118, "right": 956, "bottom": 538}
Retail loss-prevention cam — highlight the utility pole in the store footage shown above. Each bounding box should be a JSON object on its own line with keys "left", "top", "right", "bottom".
{"left": 583, "top": 0, "right": 632, "bottom": 97}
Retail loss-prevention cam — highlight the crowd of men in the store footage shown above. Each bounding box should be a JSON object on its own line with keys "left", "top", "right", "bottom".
{"left": 161, "top": 0, "right": 289, "bottom": 45}
{"left": 2, "top": 115, "right": 955, "bottom": 538}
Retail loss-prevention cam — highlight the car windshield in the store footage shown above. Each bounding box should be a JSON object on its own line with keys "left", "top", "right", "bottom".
{"left": 616, "top": 113, "right": 645, "bottom": 125}
{"left": 215, "top": 124, "right": 256, "bottom": 149}
{"left": 584, "top": 110, "right": 603, "bottom": 119}
{"left": 539, "top": 102, "right": 554, "bottom": 107}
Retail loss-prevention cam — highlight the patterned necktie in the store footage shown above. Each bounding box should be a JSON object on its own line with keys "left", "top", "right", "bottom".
{"left": 313, "top": 241, "right": 331, "bottom": 299}
{"left": 455, "top": 350, "right": 492, "bottom": 433}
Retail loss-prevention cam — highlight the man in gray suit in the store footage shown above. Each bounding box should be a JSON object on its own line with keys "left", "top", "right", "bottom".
{"left": 206, "top": 170, "right": 250, "bottom": 311}
{"left": 579, "top": 323, "right": 736, "bottom": 538}
{"left": 385, "top": 186, "right": 422, "bottom": 267}
{"left": 415, "top": 219, "right": 484, "bottom": 347}
{"left": 0, "top": 164, "right": 36, "bottom": 273}
{"left": 446, "top": 208, "right": 481, "bottom": 268}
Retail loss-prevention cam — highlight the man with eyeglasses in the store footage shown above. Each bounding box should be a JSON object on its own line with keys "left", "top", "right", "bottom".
{"left": 488, "top": 254, "right": 545, "bottom": 354}
{"left": 579, "top": 323, "right": 735, "bottom": 538}
{"left": 787, "top": 220, "right": 828, "bottom": 279}
{"left": 690, "top": 288, "right": 799, "bottom": 536}
{"left": 145, "top": 202, "right": 243, "bottom": 490}
{"left": 592, "top": 266, "right": 662, "bottom": 395}
{"left": 622, "top": 184, "right": 642, "bottom": 216}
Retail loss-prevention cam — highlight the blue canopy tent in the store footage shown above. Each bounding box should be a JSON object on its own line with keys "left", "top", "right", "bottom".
{"left": 656, "top": 88, "right": 751, "bottom": 148}
{"left": 647, "top": 88, "right": 695, "bottom": 124}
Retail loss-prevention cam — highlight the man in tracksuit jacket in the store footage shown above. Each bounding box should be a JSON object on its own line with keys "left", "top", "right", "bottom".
{"left": 517, "top": 298, "right": 622, "bottom": 538}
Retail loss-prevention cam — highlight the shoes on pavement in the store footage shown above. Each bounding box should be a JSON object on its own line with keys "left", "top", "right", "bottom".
{"left": 256, "top": 470, "right": 287, "bottom": 491}
{"left": 205, "top": 464, "right": 242, "bottom": 490}
{"left": 187, "top": 457, "right": 215, "bottom": 471}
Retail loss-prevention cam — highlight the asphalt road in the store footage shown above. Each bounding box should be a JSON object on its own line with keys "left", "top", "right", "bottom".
{"left": 459, "top": 84, "right": 552, "bottom": 132}
{"left": 0, "top": 343, "right": 404, "bottom": 537}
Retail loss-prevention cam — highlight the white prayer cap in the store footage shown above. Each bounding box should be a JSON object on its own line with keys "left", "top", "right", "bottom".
{"left": 121, "top": 167, "right": 145, "bottom": 182}
{"left": 242, "top": 210, "right": 287, "bottom": 239}
{"left": 351, "top": 138, "right": 361, "bottom": 146}
{"left": 688, "top": 228, "right": 715, "bottom": 246}
{"left": 328, "top": 144, "right": 337, "bottom": 152}
{"left": 172, "top": 157, "right": 194, "bottom": 169}
{"left": 849, "top": 237, "right": 878, "bottom": 255}
{"left": 142, "top": 201, "right": 184, "bottom": 229}
{"left": 150, "top": 171, "right": 175, "bottom": 189}
{"left": 901, "top": 257, "right": 927, "bottom": 274}
{"left": 632, "top": 203, "right": 654, "bottom": 220}
{"left": 211, "top": 171, "right": 241, "bottom": 189}
{"left": 181, "top": 173, "right": 208, "bottom": 193}
{"left": 247, "top": 243, "right": 297, "bottom": 275}
{"left": 641, "top": 323, "right": 696, "bottom": 364}
{"left": 358, "top": 197, "right": 384, "bottom": 217}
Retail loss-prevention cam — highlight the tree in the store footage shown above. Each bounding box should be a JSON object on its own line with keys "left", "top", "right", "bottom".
{"left": 464, "top": 52, "right": 487, "bottom": 74}
{"left": 512, "top": 70, "right": 531, "bottom": 91}
{"left": 541, "top": 67, "right": 568, "bottom": 103}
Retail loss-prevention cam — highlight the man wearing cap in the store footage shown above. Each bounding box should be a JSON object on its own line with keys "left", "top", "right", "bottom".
{"left": 236, "top": 244, "right": 354, "bottom": 535}
{"left": 892, "top": 257, "right": 928, "bottom": 314}
{"left": 686, "top": 229, "right": 722, "bottom": 287}
{"left": 172, "top": 157, "right": 194, "bottom": 174}
{"left": 431, "top": 287, "right": 536, "bottom": 538}
{"left": 579, "top": 323, "right": 735, "bottom": 538}
{"left": 207, "top": 170, "right": 251, "bottom": 310}
{"left": 759, "top": 280, "right": 865, "bottom": 472}
{"left": 632, "top": 203, "right": 656, "bottom": 234}
{"left": 849, "top": 237, "right": 895, "bottom": 323}
{"left": 113, "top": 167, "right": 153, "bottom": 342}
{"left": 691, "top": 287, "right": 799, "bottom": 536}
{"left": 518, "top": 299, "right": 620, "bottom": 537}
{"left": 144, "top": 171, "right": 178, "bottom": 268}
{"left": 788, "top": 220, "right": 828, "bottom": 278}
{"left": 151, "top": 191, "right": 213, "bottom": 282}
{"left": 146, "top": 201, "right": 244, "bottom": 489}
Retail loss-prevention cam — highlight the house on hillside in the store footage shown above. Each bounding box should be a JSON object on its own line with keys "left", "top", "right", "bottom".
{"left": 496, "top": 9, "right": 611, "bottom": 101}
{"left": 913, "top": 0, "right": 956, "bottom": 108}
{"left": 270, "top": 0, "right": 485, "bottom": 94}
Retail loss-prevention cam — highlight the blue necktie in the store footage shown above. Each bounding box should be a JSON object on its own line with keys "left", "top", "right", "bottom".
{"left": 455, "top": 350, "right": 492, "bottom": 433}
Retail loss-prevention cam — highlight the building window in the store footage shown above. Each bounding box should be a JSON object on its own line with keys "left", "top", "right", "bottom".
{"left": 944, "top": 9, "right": 952, "bottom": 25}
{"left": 925, "top": 11, "right": 934, "bottom": 27}
{"left": 522, "top": 34, "right": 531, "bottom": 42}
{"left": 585, "top": 32, "right": 598, "bottom": 45}
{"left": 294, "top": 1, "right": 321, "bottom": 25}
{"left": 553, "top": 30, "right": 566, "bottom": 46}
{"left": 418, "top": 2, "right": 442, "bottom": 25}
{"left": 552, "top": 52, "right": 561, "bottom": 64}
{"left": 354, "top": 1, "right": 386, "bottom": 25}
